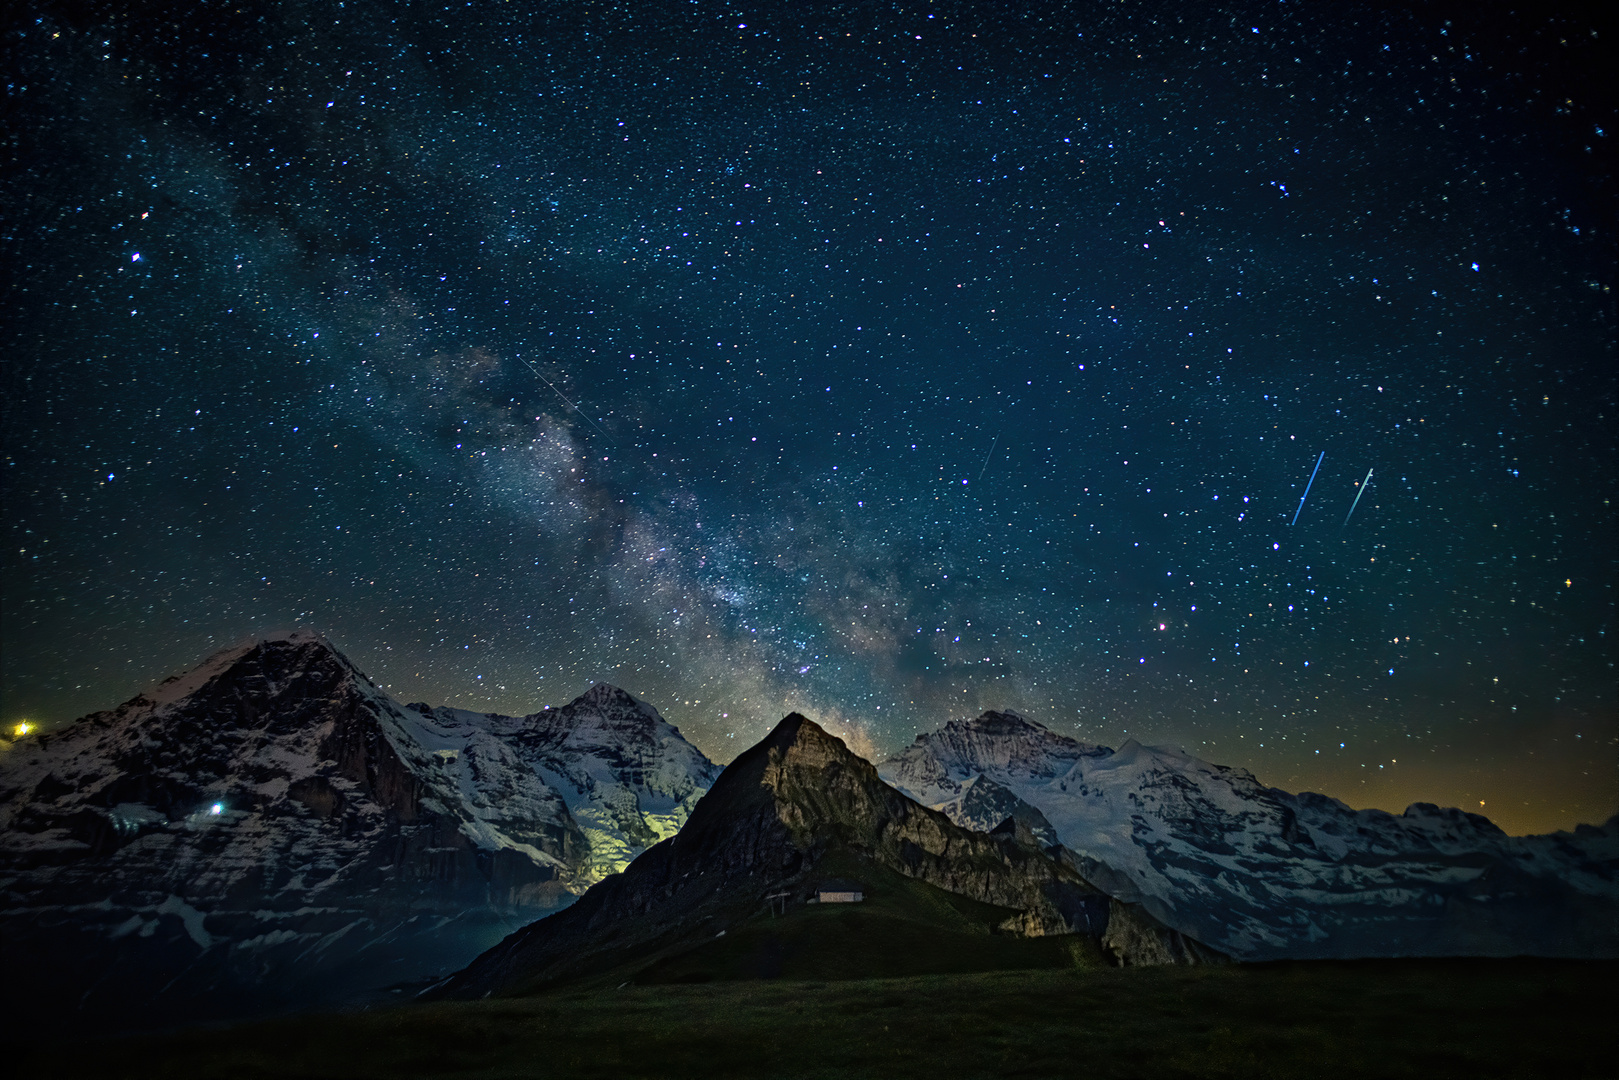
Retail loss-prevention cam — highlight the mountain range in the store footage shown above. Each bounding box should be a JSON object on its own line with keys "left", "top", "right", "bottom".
{"left": 0, "top": 631, "right": 717, "bottom": 1029}
{"left": 436, "top": 711, "right": 1216, "bottom": 999}
{"left": 879, "top": 711, "right": 1618, "bottom": 959}
{"left": 3, "top": 634, "right": 1613, "bottom": 1031}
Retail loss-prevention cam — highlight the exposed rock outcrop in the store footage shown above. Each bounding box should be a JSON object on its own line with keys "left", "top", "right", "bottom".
{"left": 0, "top": 632, "right": 718, "bottom": 1031}
{"left": 1102, "top": 899, "right": 1227, "bottom": 967}
{"left": 882, "top": 710, "right": 1619, "bottom": 960}
{"left": 440, "top": 713, "right": 1219, "bottom": 998}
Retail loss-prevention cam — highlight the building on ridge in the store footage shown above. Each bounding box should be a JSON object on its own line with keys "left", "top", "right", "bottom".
{"left": 814, "top": 879, "right": 865, "bottom": 903}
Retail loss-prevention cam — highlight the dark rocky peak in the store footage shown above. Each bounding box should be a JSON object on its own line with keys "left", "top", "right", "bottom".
{"left": 1401, "top": 802, "right": 1508, "bottom": 838}
{"left": 578, "top": 682, "right": 642, "bottom": 710}
{"left": 988, "top": 815, "right": 1046, "bottom": 851}
{"left": 1573, "top": 815, "right": 1619, "bottom": 840}
{"left": 200, "top": 628, "right": 345, "bottom": 668}
{"left": 731, "top": 713, "right": 1149, "bottom": 906}
{"left": 530, "top": 683, "right": 671, "bottom": 744}
{"left": 686, "top": 712, "right": 913, "bottom": 856}
{"left": 965, "top": 710, "right": 1051, "bottom": 738}
{"left": 14, "top": 634, "right": 372, "bottom": 775}
{"left": 648, "top": 712, "right": 826, "bottom": 863}
{"left": 757, "top": 716, "right": 901, "bottom": 838}
{"left": 438, "top": 711, "right": 1217, "bottom": 998}
{"left": 140, "top": 630, "right": 364, "bottom": 718}
{"left": 763, "top": 710, "right": 859, "bottom": 766}
{"left": 950, "top": 709, "right": 1093, "bottom": 755}
{"left": 724, "top": 714, "right": 1065, "bottom": 869}
{"left": 885, "top": 708, "right": 1108, "bottom": 788}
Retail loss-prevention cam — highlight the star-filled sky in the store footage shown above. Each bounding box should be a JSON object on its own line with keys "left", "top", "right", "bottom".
{"left": 4, "top": 0, "right": 1613, "bottom": 835}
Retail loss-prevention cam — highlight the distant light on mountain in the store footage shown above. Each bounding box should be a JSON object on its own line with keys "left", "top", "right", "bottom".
{"left": 0, "top": 633, "right": 718, "bottom": 1033}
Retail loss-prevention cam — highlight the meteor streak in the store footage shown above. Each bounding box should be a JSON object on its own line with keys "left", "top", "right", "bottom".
{"left": 977, "top": 435, "right": 999, "bottom": 481}
{"left": 1343, "top": 467, "right": 1374, "bottom": 527}
{"left": 518, "top": 357, "right": 616, "bottom": 444}
{"left": 1290, "top": 451, "right": 1325, "bottom": 526}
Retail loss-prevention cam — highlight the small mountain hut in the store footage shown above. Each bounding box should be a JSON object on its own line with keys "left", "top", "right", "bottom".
{"left": 814, "top": 879, "right": 865, "bottom": 903}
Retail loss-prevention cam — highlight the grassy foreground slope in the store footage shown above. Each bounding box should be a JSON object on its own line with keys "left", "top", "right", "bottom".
{"left": 22, "top": 959, "right": 1613, "bottom": 1080}
{"left": 591, "top": 850, "right": 1108, "bottom": 987}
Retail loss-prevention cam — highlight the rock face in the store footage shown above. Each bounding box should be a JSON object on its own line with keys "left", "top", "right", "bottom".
{"left": 440, "top": 714, "right": 1218, "bottom": 999}
{"left": 0, "top": 632, "right": 718, "bottom": 1031}
{"left": 404, "top": 682, "right": 720, "bottom": 888}
{"left": 936, "top": 775, "right": 1062, "bottom": 848}
{"left": 880, "top": 711, "right": 1619, "bottom": 960}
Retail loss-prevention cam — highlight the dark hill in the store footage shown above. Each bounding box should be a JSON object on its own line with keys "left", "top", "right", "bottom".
{"left": 438, "top": 714, "right": 1220, "bottom": 997}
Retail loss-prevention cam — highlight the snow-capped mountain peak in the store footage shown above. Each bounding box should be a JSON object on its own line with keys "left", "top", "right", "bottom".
{"left": 884, "top": 709, "right": 1109, "bottom": 805}
{"left": 880, "top": 710, "right": 1617, "bottom": 960}
{"left": 1, "top": 637, "right": 719, "bottom": 1031}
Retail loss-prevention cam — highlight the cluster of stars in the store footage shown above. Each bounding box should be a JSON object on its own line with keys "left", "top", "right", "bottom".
{"left": 1, "top": 2, "right": 1611, "bottom": 835}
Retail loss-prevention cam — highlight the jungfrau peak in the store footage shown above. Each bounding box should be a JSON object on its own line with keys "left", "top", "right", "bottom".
{"left": 880, "top": 709, "right": 1619, "bottom": 960}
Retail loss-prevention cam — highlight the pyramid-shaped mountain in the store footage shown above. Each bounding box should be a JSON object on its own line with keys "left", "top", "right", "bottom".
{"left": 0, "top": 632, "right": 718, "bottom": 1031}
{"left": 439, "top": 714, "right": 1219, "bottom": 998}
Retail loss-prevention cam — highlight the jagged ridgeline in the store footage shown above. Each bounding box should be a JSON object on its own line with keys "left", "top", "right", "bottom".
{"left": 436, "top": 713, "right": 1216, "bottom": 999}
{"left": 6, "top": 635, "right": 1611, "bottom": 1033}
{"left": 0, "top": 632, "right": 719, "bottom": 1031}
{"left": 879, "top": 711, "right": 1619, "bottom": 960}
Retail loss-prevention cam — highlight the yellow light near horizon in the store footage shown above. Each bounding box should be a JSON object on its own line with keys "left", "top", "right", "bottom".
{"left": 12, "top": 721, "right": 31, "bottom": 737}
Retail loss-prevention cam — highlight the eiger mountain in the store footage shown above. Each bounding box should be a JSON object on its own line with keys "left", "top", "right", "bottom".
{"left": 0, "top": 632, "right": 718, "bottom": 1029}
{"left": 5, "top": 638, "right": 1609, "bottom": 1034}
{"left": 880, "top": 711, "right": 1619, "bottom": 960}
{"left": 440, "top": 713, "right": 1219, "bottom": 1000}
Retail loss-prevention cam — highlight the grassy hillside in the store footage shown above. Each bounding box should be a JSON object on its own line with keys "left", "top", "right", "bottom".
{"left": 482, "top": 847, "right": 1110, "bottom": 997}
{"left": 632, "top": 853, "right": 1105, "bottom": 984}
{"left": 20, "top": 959, "right": 1613, "bottom": 1079}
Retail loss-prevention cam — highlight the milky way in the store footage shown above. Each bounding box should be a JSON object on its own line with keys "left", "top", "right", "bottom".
{"left": 4, "top": 1, "right": 1612, "bottom": 834}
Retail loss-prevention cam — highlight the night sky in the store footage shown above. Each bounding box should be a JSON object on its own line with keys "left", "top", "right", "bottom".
{"left": 4, "top": 1, "right": 1613, "bottom": 836}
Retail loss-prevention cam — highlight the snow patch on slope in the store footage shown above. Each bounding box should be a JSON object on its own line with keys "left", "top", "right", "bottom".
{"left": 881, "top": 710, "right": 1619, "bottom": 959}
